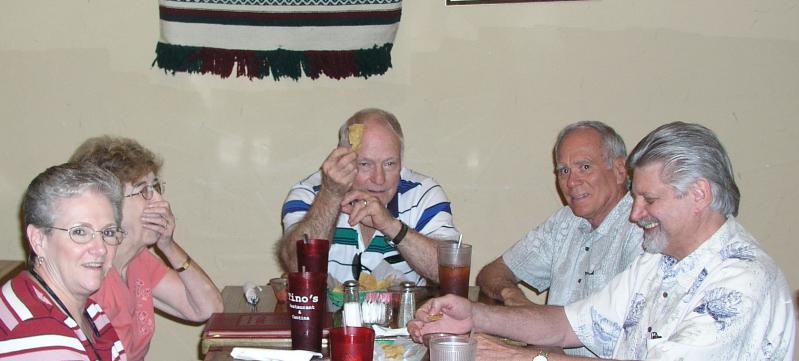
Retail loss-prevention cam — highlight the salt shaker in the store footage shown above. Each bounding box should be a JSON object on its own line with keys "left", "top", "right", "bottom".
{"left": 397, "top": 281, "right": 416, "bottom": 328}
{"left": 342, "top": 280, "right": 363, "bottom": 327}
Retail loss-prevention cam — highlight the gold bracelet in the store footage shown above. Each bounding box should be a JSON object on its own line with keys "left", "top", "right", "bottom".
{"left": 175, "top": 257, "right": 192, "bottom": 273}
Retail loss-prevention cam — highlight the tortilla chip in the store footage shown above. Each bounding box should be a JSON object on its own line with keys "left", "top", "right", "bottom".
{"left": 427, "top": 313, "right": 444, "bottom": 321}
{"left": 348, "top": 124, "right": 364, "bottom": 151}
{"left": 357, "top": 273, "right": 390, "bottom": 291}
{"left": 381, "top": 344, "right": 405, "bottom": 359}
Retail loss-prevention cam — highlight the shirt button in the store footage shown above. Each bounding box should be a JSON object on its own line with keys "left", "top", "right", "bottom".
{"left": 577, "top": 279, "right": 582, "bottom": 283}
{"left": 585, "top": 247, "right": 590, "bottom": 251}
{"left": 662, "top": 292, "right": 668, "bottom": 298}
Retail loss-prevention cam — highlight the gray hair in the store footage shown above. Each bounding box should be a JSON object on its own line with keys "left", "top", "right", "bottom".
{"left": 627, "top": 122, "right": 739, "bottom": 217}
{"left": 23, "top": 162, "right": 124, "bottom": 235}
{"left": 338, "top": 108, "right": 404, "bottom": 156}
{"left": 553, "top": 121, "right": 627, "bottom": 168}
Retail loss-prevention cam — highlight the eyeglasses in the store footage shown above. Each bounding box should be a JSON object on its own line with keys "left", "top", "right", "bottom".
{"left": 125, "top": 181, "right": 165, "bottom": 200}
{"left": 47, "top": 225, "right": 125, "bottom": 246}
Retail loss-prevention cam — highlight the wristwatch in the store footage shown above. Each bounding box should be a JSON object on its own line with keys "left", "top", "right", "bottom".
{"left": 385, "top": 221, "right": 409, "bottom": 248}
{"left": 532, "top": 350, "right": 549, "bottom": 361}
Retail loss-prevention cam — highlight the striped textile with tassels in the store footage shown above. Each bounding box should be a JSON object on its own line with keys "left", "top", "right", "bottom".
{"left": 153, "top": 0, "right": 402, "bottom": 81}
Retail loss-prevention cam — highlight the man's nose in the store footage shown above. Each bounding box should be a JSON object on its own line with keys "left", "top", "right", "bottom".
{"left": 629, "top": 199, "right": 645, "bottom": 223}
{"left": 567, "top": 170, "right": 582, "bottom": 187}
{"left": 372, "top": 166, "right": 386, "bottom": 185}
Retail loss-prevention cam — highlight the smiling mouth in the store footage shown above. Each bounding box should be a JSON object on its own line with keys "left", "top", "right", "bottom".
{"left": 83, "top": 261, "right": 105, "bottom": 270}
{"left": 638, "top": 220, "right": 659, "bottom": 232}
{"left": 570, "top": 193, "right": 589, "bottom": 201}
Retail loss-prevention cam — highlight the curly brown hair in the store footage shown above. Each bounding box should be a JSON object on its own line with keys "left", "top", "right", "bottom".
{"left": 69, "top": 135, "right": 163, "bottom": 184}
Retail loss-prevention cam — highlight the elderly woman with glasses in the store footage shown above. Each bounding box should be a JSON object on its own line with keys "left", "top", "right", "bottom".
{"left": 70, "top": 136, "right": 222, "bottom": 361}
{"left": 0, "top": 162, "right": 127, "bottom": 360}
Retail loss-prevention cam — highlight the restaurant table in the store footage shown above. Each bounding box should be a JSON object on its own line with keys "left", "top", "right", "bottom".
{"left": 0, "top": 260, "right": 23, "bottom": 283}
{"left": 202, "top": 284, "right": 486, "bottom": 361}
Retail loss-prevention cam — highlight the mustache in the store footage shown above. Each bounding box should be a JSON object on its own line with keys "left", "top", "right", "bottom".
{"left": 636, "top": 216, "right": 658, "bottom": 228}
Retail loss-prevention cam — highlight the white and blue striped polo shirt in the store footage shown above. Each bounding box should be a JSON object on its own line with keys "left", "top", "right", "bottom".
{"left": 282, "top": 167, "right": 460, "bottom": 285}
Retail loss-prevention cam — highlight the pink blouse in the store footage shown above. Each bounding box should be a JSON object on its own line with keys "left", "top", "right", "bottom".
{"left": 92, "top": 250, "right": 168, "bottom": 361}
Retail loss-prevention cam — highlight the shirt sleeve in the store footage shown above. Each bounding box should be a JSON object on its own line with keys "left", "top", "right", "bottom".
{"left": 132, "top": 249, "right": 169, "bottom": 286}
{"left": 405, "top": 178, "right": 460, "bottom": 241}
{"left": 563, "top": 254, "right": 647, "bottom": 358}
{"left": 281, "top": 174, "right": 319, "bottom": 233}
{"left": 501, "top": 207, "right": 572, "bottom": 292}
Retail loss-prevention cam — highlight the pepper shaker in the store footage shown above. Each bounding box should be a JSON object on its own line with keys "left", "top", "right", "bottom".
{"left": 397, "top": 281, "right": 416, "bottom": 328}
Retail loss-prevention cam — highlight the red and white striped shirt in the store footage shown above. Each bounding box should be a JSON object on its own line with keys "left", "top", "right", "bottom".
{"left": 0, "top": 272, "right": 126, "bottom": 360}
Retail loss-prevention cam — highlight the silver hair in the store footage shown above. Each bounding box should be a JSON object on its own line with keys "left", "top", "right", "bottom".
{"left": 338, "top": 108, "right": 404, "bottom": 156}
{"left": 627, "top": 122, "right": 740, "bottom": 217}
{"left": 553, "top": 121, "right": 627, "bottom": 168}
{"left": 23, "top": 162, "right": 124, "bottom": 235}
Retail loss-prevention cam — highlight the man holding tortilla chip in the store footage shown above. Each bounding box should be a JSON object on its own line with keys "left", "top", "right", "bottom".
{"left": 278, "top": 108, "right": 461, "bottom": 285}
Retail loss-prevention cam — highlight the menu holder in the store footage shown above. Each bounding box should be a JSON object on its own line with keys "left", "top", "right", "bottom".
{"left": 201, "top": 312, "right": 333, "bottom": 353}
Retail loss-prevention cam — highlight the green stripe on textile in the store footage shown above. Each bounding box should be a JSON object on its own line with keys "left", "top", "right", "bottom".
{"left": 365, "top": 236, "right": 393, "bottom": 254}
{"left": 333, "top": 228, "right": 358, "bottom": 246}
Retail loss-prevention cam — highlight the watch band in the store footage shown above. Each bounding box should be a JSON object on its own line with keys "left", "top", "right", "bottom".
{"left": 175, "top": 257, "right": 192, "bottom": 273}
{"left": 386, "top": 221, "right": 409, "bottom": 247}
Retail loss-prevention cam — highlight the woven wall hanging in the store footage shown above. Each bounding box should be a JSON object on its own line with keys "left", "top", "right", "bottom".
{"left": 153, "top": 0, "right": 402, "bottom": 81}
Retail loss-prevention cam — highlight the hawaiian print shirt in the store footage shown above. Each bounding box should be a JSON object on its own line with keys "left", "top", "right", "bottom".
{"left": 565, "top": 217, "right": 795, "bottom": 360}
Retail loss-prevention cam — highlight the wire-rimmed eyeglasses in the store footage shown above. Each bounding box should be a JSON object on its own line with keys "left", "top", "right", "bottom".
{"left": 125, "top": 181, "right": 165, "bottom": 200}
{"left": 46, "top": 225, "right": 125, "bottom": 246}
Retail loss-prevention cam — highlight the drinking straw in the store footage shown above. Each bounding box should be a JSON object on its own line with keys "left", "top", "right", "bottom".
{"left": 456, "top": 234, "right": 463, "bottom": 248}
{"left": 303, "top": 233, "right": 310, "bottom": 244}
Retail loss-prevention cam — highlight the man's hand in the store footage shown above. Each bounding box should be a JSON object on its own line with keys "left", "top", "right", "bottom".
{"left": 340, "top": 190, "right": 397, "bottom": 232}
{"left": 320, "top": 147, "right": 358, "bottom": 197}
{"left": 474, "top": 334, "right": 537, "bottom": 361}
{"left": 408, "top": 294, "right": 474, "bottom": 343}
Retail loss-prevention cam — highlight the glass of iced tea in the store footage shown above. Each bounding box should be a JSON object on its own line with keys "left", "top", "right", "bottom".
{"left": 437, "top": 241, "right": 472, "bottom": 298}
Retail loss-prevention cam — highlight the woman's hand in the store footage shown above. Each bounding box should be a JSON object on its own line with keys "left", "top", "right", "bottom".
{"left": 141, "top": 199, "right": 176, "bottom": 249}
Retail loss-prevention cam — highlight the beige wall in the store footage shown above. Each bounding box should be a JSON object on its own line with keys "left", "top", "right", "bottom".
{"left": 2, "top": 1, "right": 797, "bottom": 360}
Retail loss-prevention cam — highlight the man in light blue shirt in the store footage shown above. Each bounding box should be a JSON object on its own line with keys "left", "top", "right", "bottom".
{"left": 476, "top": 121, "right": 643, "bottom": 357}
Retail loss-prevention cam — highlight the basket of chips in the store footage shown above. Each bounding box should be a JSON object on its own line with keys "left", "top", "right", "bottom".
{"left": 328, "top": 273, "right": 393, "bottom": 307}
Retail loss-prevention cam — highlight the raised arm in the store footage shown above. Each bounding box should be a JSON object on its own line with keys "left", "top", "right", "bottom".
{"left": 143, "top": 199, "right": 222, "bottom": 321}
{"left": 279, "top": 147, "right": 357, "bottom": 272}
{"left": 476, "top": 257, "right": 532, "bottom": 306}
{"left": 153, "top": 240, "right": 223, "bottom": 321}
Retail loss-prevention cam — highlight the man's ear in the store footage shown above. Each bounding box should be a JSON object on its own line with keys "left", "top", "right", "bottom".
{"left": 613, "top": 158, "right": 628, "bottom": 185}
{"left": 691, "top": 178, "right": 713, "bottom": 211}
{"left": 26, "top": 224, "right": 46, "bottom": 257}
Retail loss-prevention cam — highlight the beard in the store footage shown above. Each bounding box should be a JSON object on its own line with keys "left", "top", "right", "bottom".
{"left": 639, "top": 217, "right": 669, "bottom": 254}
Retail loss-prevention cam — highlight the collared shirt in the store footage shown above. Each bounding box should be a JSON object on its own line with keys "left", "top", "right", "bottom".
{"left": 565, "top": 217, "right": 796, "bottom": 360}
{"left": 282, "top": 167, "right": 460, "bottom": 284}
{"left": 92, "top": 250, "right": 169, "bottom": 361}
{"left": 503, "top": 193, "right": 643, "bottom": 357}
{"left": 0, "top": 272, "right": 127, "bottom": 361}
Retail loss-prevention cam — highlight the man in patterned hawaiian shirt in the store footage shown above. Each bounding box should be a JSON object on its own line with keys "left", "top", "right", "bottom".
{"left": 409, "top": 122, "right": 795, "bottom": 361}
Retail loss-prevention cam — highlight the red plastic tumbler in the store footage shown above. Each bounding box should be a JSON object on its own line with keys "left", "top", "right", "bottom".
{"left": 288, "top": 271, "right": 327, "bottom": 352}
{"left": 296, "top": 238, "right": 330, "bottom": 274}
{"left": 329, "top": 326, "right": 375, "bottom": 361}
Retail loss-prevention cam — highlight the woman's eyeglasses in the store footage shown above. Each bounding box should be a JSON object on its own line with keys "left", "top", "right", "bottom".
{"left": 125, "top": 181, "right": 165, "bottom": 200}
{"left": 46, "top": 225, "right": 125, "bottom": 246}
